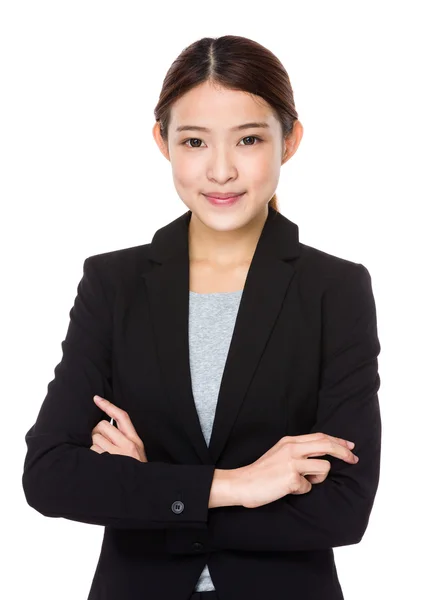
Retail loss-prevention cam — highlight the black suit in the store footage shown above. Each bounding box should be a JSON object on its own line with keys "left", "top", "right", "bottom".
{"left": 22, "top": 205, "right": 382, "bottom": 600}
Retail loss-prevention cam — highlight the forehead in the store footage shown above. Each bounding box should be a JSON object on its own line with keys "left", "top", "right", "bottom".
{"left": 170, "top": 83, "right": 277, "bottom": 132}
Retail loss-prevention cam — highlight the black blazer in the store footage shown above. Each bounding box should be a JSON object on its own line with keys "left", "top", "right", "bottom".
{"left": 22, "top": 205, "right": 382, "bottom": 600}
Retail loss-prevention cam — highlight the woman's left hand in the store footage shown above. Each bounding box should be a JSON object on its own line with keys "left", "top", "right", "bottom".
{"left": 90, "top": 395, "right": 148, "bottom": 462}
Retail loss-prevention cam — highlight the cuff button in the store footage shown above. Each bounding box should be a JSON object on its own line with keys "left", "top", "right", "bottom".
{"left": 171, "top": 500, "right": 185, "bottom": 514}
{"left": 192, "top": 542, "right": 203, "bottom": 551}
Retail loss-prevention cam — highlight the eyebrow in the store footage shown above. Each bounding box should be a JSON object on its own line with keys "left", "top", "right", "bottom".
{"left": 175, "top": 121, "right": 270, "bottom": 133}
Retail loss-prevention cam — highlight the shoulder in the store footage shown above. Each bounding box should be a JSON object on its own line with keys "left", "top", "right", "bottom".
{"left": 83, "top": 243, "right": 152, "bottom": 283}
{"left": 296, "top": 242, "right": 372, "bottom": 294}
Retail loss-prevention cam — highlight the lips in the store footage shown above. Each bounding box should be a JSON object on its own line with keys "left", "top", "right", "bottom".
{"left": 203, "top": 192, "right": 244, "bottom": 199}
{"left": 203, "top": 192, "right": 245, "bottom": 206}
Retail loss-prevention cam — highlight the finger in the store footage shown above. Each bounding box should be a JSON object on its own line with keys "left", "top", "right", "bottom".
{"left": 292, "top": 433, "right": 354, "bottom": 448}
{"left": 90, "top": 443, "right": 106, "bottom": 454}
{"left": 92, "top": 432, "right": 121, "bottom": 455}
{"left": 291, "top": 475, "right": 313, "bottom": 495}
{"left": 93, "top": 420, "right": 135, "bottom": 449}
{"left": 298, "top": 440, "right": 358, "bottom": 464}
{"left": 93, "top": 396, "right": 140, "bottom": 440}
{"left": 299, "top": 458, "right": 331, "bottom": 476}
{"left": 286, "top": 432, "right": 355, "bottom": 449}
{"left": 304, "top": 473, "right": 326, "bottom": 484}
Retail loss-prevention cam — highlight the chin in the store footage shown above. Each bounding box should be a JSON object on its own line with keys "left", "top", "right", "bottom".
{"left": 192, "top": 206, "right": 260, "bottom": 233}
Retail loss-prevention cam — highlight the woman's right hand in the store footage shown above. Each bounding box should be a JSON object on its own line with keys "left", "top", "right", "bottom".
{"left": 236, "top": 433, "right": 359, "bottom": 509}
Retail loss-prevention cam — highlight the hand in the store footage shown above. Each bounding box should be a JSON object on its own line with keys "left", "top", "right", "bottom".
{"left": 90, "top": 395, "right": 148, "bottom": 462}
{"left": 236, "top": 432, "right": 359, "bottom": 508}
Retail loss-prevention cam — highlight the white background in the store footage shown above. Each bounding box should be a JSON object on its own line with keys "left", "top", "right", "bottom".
{"left": 2, "top": 1, "right": 424, "bottom": 598}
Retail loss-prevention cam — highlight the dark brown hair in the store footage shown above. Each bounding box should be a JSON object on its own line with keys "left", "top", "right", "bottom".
{"left": 153, "top": 35, "right": 299, "bottom": 213}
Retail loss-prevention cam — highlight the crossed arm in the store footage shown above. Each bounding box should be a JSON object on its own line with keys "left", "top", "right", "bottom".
{"left": 22, "top": 257, "right": 381, "bottom": 553}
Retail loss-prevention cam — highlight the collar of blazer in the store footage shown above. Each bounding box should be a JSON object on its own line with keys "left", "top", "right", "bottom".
{"left": 141, "top": 205, "right": 301, "bottom": 466}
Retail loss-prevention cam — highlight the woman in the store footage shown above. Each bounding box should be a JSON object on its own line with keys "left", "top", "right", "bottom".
{"left": 22, "top": 35, "right": 381, "bottom": 600}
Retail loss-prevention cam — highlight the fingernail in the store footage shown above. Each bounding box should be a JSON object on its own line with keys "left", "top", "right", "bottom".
{"left": 94, "top": 395, "right": 103, "bottom": 402}
{"left": 354, "top": 455, "right": 359, "bottom": 462}
{"left": 347, "top": 441, "right": 355, "bottom": 449}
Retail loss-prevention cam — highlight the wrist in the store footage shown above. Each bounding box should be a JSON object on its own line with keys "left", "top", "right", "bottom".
{"left": 208, "top": 467, "right": 245, "bottom": 508}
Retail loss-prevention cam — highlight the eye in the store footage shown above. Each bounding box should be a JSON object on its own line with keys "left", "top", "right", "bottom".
{"left": 181, "top": 135, "right": 263, "bottom": 149}
{"left": 239, "top": 136, "right": 263, "bottom": 146}
{"left": 183, "top": 138, "right": 204, "bottom": 148}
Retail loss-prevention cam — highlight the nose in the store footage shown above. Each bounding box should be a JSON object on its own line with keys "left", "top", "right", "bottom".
{"left": 207, "top": 147, "right": 237, "bottom": 183}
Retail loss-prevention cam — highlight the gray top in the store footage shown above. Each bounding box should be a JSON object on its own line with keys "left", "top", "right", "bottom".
{"left": 188, "top": 289, "right": 243, "bottom": 593}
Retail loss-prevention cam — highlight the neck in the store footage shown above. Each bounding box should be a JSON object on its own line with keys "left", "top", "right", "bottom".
{"left": 188, "top": 205, "right": 269, "bottom": 267}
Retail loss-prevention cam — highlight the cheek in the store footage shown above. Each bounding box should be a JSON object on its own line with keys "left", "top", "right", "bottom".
{"left": 171, "top": 157, "right": 202, "bottom": 189}
{"left": 245, "top": 155, "right": 278, "bottom": 187}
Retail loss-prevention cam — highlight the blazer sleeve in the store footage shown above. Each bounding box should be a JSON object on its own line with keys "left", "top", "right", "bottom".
{"left": 208, "top": 262, "right": 382, "bottom": 552}
{"left": 22, "top": 256, "right": 215, "bottom": 530}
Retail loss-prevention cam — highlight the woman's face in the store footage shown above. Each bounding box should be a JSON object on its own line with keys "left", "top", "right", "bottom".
{"left": 153, "top": 80, "right": 302, "bottom": 233}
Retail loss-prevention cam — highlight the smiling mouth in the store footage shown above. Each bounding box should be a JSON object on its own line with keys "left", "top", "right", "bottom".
{"left": 203, "top": 192, "right": 245, "bottom": 206}
{"left": 203, "top": 192, "right": 245, "bottom": 199}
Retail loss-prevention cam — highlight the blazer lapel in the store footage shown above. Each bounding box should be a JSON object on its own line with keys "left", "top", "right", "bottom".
{"left": 141, "top": 205, "right": 300, "bottom": 465}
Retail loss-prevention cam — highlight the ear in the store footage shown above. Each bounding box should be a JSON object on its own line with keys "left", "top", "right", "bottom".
{"left": 282, "top": 120, "right": 304, "bottom": 164}
{"left": 152, "top": 122, "right": 170, "bottom": 161}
